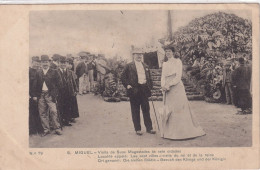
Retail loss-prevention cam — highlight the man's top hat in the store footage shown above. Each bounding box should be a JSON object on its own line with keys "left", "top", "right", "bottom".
{"left": 32, "top": 56, "right": 40, "bottom": 62}
{"left": 59, "top": 56, "right": 67, "bottom": 63}
{"left": 52, "top": 54, "right": 61, "bottom": 61}
{"left": 41, "top": 55, "right": 50, "bottom": 61}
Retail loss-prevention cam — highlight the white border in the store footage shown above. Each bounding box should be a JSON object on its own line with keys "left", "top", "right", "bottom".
{"left": 0, "top": 0, "right": 259, "bottom": 4}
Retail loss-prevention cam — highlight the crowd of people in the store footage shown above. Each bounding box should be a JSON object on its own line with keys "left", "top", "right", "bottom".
{"left": 186, "top": 52, "right": 252, "bottom": 114}
{"left": 29, "top": 52, "right": 109, "bottom": 136}
{"left": 169, "top": 12, "right": 253, "bottom": 115}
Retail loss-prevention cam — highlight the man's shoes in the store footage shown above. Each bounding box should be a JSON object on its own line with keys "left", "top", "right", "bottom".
{"left": 244, "top": 108, "right": 252, "bottom": 114}
{"left": 55, "top": 129, "right": 62, "bottom": 135}
{"left": 236, "top": 110, "right": 245, "bottom": 115}
{"left": 147, "top": 130, "right": 156, "bottom": 134}
{"left": 136, "top": 131, "right": 143, "bottom": 136}
{"left": 41, "top": 131, "right": 50, "bottom": 137}
{"left": 70, "top": 119, "right": 76, "bottom": 123}
{"left": 64, "top": 121, "right": 72, "bottom": 126}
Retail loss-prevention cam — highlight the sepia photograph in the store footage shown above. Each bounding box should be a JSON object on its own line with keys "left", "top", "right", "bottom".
{"left": 28, "top": 9, "right": 253, "bottom": 148}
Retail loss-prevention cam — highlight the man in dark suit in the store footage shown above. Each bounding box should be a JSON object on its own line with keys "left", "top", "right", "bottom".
{"left": 29, "top": 56, "right": 43, "bottom": 135}
{"left": 56, "top": 56, "right": 78, "bottom": 126}
{"left": 121, "top": 48, "right": 155, "bottom": 135}
{"left": 31, "top": 55, "right": 62, "bottom": 136}
{"left": 232, "top": 57, "right": 252, "bottom": 114}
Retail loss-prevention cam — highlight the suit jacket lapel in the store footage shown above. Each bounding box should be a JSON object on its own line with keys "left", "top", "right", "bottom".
{"left": 131, "top": 61, "right": 138, "bottom": 77}
{"left": 58, "top": 69, "right": 66, "bottom": 85}
{"left": 131, "top": 61, "right": 138, "bottom": 81}
{"left": 45, "top": 69, "right": 52, "bottom": 87}
{"left": 142, "top": 62, "right": 148, "bottom": 78}
{"left": 39, "top": 69, "right": 44, "bottom": 86}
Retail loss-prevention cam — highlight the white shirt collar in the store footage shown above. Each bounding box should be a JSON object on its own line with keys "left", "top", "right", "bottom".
{"left": 60, "top": 68, "right": 66, "bottom": 72}
{"left": 43, "top": 68, "right": 49, "bottom": 74}
{"left": 134, "top": 60, "right": 143, "bottom": 65}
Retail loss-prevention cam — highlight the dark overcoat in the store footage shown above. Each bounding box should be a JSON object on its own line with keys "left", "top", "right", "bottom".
{"left": 29, "top": 67, "right": 43, "bottom": 134}
{"left": 57, "top": 69, "right": 79, "bottom": 119}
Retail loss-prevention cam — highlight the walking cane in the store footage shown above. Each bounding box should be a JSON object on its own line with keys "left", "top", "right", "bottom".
{"left": 151, "top": 97, "right": 160, "bottom": 131}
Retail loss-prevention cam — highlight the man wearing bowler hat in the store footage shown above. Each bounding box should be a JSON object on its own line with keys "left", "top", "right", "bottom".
{"left": 50, "top": 54, "right": 61, "bottom": 70}
{"left": 56, "top": 56, "right": 78, "bottom": 126}
{"left": 31, "top": 55, "right": 62, "bottom": 136}
{"left": 121, "top": 48, "right": 156, "bottom": 136}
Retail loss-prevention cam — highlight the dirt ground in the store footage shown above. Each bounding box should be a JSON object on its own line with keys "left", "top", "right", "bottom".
{"left": 29, "top": 94, "right": 252, "bottom": 148}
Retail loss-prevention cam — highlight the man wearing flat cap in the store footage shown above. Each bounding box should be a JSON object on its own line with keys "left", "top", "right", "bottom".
{"left": 31, "top": 55, "right": 62, "bottom": 136}
{"left": 29, "top": 56, "right": 42, "bottom": 135}
{"left": 121, "top": 48, "right": 156, "bottom": 136}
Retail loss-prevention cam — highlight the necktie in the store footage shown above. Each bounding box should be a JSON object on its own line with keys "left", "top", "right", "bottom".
{"left": 63, "top": 69, "right": 67, "bottom": 80}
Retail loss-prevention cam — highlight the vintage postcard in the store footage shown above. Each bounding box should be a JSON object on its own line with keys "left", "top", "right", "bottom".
{"left": 0, "top": 3, "right": 259, "bottom": 169}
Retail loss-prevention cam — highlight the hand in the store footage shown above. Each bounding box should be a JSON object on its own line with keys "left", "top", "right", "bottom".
{"left": 162, "top": 85, "right": 170, "bottom": 92}
{"left": 161, "top": 87, "right": 167, "bottom": 92}
{"left": 33, "top": 97, "right": 37, "bottom": 101}
{"left": 127, "top": 85, "right": 132, "bottom": 89}
{"left": 165, "top": 85, "right": 170, "bottom": 91}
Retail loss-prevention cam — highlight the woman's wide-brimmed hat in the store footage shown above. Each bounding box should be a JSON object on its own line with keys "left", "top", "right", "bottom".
{"left": 161, "top": 40, "right": 175, "bottom": 52}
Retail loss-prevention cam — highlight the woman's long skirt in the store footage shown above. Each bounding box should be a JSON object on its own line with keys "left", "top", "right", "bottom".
{"left": 161, "top": 81, "right": 206, "bottom": 140}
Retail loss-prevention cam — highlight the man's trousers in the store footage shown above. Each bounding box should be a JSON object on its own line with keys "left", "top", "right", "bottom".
{"left": 129, "top": 85, "right": 153, "bottom": 132}
{"left": 38, "top": 91, "right": 61, "bottom": 132}
{"left": 79, "top": 74, "right": 89, "bottom": 94}
{"left": 224, "top": 82, "right": 234, "bottom": 104}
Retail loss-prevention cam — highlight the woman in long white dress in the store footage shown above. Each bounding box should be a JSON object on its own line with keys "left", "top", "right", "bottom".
{"left": 160, "top": 46, "right": 206, "bottom": 140}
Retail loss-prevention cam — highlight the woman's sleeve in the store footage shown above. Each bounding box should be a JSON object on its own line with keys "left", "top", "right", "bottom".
{"left": 161, "top": 62, "right": 165, "bottom": 87}
{"left": 169, "top": 60, "right": 183, "bottom": 86}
